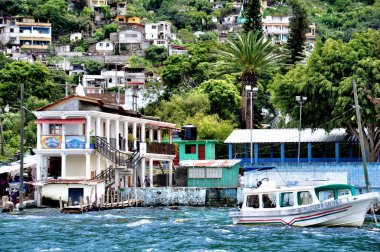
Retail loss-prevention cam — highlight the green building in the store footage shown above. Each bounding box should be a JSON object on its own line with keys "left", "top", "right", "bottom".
{"left": 179, "top": 159, "right": 241, "bottom": 188}
{"left": 178, "top": 140, "right": 216, "bottom": 161}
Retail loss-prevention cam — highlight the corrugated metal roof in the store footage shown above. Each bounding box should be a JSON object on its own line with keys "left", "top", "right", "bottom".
{"left": 179, "top": 159, "right": 241, "bottom": 168}
{"left": 224, "top": 128, "right": 357, "bottom": 144}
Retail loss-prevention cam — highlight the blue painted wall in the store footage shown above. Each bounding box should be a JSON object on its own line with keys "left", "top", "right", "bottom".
{"left": 253, "top": 162, "right": 380, "bottom": 192}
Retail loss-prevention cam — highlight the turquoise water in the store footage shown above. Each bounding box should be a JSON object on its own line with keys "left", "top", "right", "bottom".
{"left": 1, "top": 207, "right": 379, "bottom": 252}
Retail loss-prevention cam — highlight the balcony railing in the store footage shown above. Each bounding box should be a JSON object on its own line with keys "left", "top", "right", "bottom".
{"left": 147, "top": 142, "right": 175, "bottom": 155}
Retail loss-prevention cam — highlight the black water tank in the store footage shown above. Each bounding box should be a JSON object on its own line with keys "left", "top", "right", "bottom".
{"left": 181, "top": 124, "right": 197, "bottom": 140}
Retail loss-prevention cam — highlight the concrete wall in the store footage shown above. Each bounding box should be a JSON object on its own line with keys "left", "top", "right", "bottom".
{"left": 41, "top": 182, "right": 105, "bottom": 205}
{"left": 66, "top": 155, "right": 86, "bottom": 178}
{"left": 122, "top": 187, "right": 238, "bottom": 206}
{"left": 124, "top": 187, "right": 206, "bottom": 206}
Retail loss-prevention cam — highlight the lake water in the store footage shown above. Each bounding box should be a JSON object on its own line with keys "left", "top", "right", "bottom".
{"left": 1, "top": 207, "right": 379, "bottom": 252}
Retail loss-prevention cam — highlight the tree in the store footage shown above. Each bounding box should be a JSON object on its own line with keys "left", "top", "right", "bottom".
{"left": 196, "top": 79, "right": 241, "bottom": 121}
{"left": 216, "top": 31, "right": 282, "bottom": 128}
{"left": 152, "top": 92, "right": 210, "bottom": 126}
{"left": 286, "top": 0, "right": 309, "bottom": 64}
{"left": 243, "top": 0, "right": 263, "bottom": 36}
{"left": 84, "top": 60, "right": 104, "bottom": 75}
{"left": 270, "top": 29, "right": 380, "bottom": 162}
{"left": 0, "top": 61, "right": 63, "bottom": 104}
{"left": 144, "top": 45, "right": 168, "bottom": 66}
{"left": 187, "top": 113, "right": 237, "bottom": 141}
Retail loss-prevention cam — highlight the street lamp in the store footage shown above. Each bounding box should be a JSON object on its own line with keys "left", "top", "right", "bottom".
{"left": 246, "top": 86, "right": 258, "bottom": 164}
{"left": 296, "top": 95, "right": 307, "bottom": 163}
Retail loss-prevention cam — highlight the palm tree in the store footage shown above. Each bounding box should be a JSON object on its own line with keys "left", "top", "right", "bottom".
{"left": 217, "top": 31, "right": 282, "bottom": 128}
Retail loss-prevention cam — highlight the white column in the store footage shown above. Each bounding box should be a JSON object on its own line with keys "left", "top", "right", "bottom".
{"left": 96, "top": 154, "right": 101, "bottom": 176}
{"left": 141, "top": 123, "right": 146, "bottom": 142}
{"left": 149, "top": 128, "right": 154, "bottom": 142}
{"left": 149, "top": 158, "right": 153, "bottom": 188}
{"left": 157, "top": 129, "right": 162, "bottom": 143}
{"left": 61, "top": 124, "right": 66, "bottom": 150}
{"left": 169, "top": 130, "right": 173, "bottom": 144}
{"left": 36, "top": 154, "right": 42, "bottom": 180}
{"left": 115, "top": 169, "right": 120, "bottom": 190}
{"left": 168, "top": 160, "right": 173, "bottom": 187}
{"left": 116, "top": 119, "right": 120, "bottom": 149}
{"left": 124, "top": 121, "right": 128, "bottom": 151}
{"left": 96, "top": 117, "right": 101, "bottom": 136}
{"left": 61, "top": 153, "right": 67, "bottom": 178}
{"left": 86, "top": 115, "right": 91, "bottom": 149}
{"left": 141, "top": 157, "right": 146, "bottom": 187}
{"left": 85, "top": 153, "right": 91, "bottom": 179}
{"left": 132, "top": 122, "right": 137, "bottom": 149}
{"left": 106, "top": 118, "right": 110, "bottom": 143}
{"left": 37, "top": 124, "right": 42, "bottom": 149}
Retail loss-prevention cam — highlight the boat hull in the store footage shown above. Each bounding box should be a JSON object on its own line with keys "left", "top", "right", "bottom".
{"left": 230, "top": 192, "right": 379, "bottom": 227}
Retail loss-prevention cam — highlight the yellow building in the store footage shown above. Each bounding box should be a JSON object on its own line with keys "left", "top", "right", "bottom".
{"left": 127, "top": 16, "right": 141, "bottom": 24}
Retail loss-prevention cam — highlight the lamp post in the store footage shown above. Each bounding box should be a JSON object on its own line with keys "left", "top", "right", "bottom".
{"left": 19, "top": 83, "right": 25, "bottom": 211}
{"left": 247, "top": 86, "right": 258, "bottom": 164}
{"left": 296, "top": 95, "right": 307, "bottom": 163}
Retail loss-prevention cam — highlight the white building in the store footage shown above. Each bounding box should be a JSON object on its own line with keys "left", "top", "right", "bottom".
{"left": 82, "top": 75, "right": 106, "bottom": 94}
{"left": 263, "top": 15, "right": 316, "bottom": 44}
{"left": 169, "top": 45, "right": 188, "bottom": 56}
{"left": 0, "top": 16, "right": 51, "bottom": 51}
{"left": 96, "top": 41, "right": 114, "bottom": 54}
{"left": 33, "top": 95, "right": 177, "bottom": 206}
{"left": 118, "top": 30, "right": 143, "bottom": 44}
{"left": 145, "top": 21, "right": 175, "bottom": 47}
{"left": 70, "top": 32, "right": 82, "bottom": 42}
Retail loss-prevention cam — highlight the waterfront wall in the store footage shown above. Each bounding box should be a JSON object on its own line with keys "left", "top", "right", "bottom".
{"left": 122, "top": 187, "right": 238, "bottom": 206}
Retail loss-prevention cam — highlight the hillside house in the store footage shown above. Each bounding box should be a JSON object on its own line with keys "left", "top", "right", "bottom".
{"left": 0, "top": 16, "right": 51, "bottom": 52}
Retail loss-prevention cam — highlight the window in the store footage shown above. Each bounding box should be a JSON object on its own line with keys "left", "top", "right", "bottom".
{"left": 49, "top": 124, "right": 62, "bottom": 135}
{"left": 263, "top": 193, "right": 276, "bottom": 208}
{"left": 206, "top": 168, "right": 222, "bottom": 178}
{"left": 280, "top": 192, "right": 294, "bottom": 207}
{"left": 185, "top": 144, "right": 196, "bottom": 154}
{"left": 188, "top": 168, "right": 205, "bottom": 178}
{"left": 99, "top": 43, "right": 103, "bottom": 47}
{"left": 318, "top": 190, "right": 334, "bottom": 202}
{"left": 152, "top": 25, "right": 156, "bottom": 29}
{"left": 106, "top": 43, "right": 110, "bottom": 47}
{"left": 298, "top": 191, "right": 313, "bottom": 205}
{"left": 109, "top": 78, "right": 112, "bottom": 83}
{"left": 246, "top": 195, "right": 259, "bottom": 208}
{"left": 338, "top": 189, "right": 351, "bottom": 198}
{"left": 10, "top": 28, "right": 14, "bottom": 32}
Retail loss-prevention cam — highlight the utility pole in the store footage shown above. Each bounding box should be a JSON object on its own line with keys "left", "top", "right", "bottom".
{"left": 296, "top": 96, "right": 307, "bottom": 163}
{"left": 353, "top": 80, "right": 370, "bottom": 192}
{"left": 65, "top": 82, "right": 68, "bottom": 97}
{"left": 19, "top": 83, "right": 24, "bottom": 211}
{"left": 0, "top": 107, "right": 4, "bottom": 156}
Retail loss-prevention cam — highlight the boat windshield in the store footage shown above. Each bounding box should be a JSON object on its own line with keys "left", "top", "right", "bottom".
{"left": 315, "top": 184, "right": 356, "bottom": 201}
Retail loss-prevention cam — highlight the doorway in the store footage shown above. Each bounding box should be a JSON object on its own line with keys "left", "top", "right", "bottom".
{"left": 198, "top": 144, "right": 205, "bottom": 160}
{"left": 68, "top": 188, "right": 84, "bottom": 205}
{"left": 49, "top": 157, "right": 61, "bottom": 178}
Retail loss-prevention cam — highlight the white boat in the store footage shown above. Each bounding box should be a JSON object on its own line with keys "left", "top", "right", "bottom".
{"left": 230, "top": 179, "right": 380, "bottom": 227}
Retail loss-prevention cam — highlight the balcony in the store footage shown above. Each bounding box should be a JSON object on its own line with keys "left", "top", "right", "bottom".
{"left": 147, "top": 142, "right": 175, "bottom": 155}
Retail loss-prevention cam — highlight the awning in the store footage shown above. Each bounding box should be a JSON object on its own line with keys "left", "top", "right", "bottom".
{"left": 35, "top": 118, "right": 86, "bottom": 124}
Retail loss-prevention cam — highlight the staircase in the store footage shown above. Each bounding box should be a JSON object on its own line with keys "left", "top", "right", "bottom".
{"left": 92, "top": 166, "right": 115, "bottom": 187}
{"left": 91, "top": 136, "right": 143, "bottom": 188}
{"left": 92, "top": 136, "right": 130, "bottom": 167}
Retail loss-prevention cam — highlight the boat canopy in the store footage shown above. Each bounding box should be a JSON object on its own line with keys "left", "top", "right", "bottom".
{"left": 314, "top": 184, "right": 357, "bottom": 199}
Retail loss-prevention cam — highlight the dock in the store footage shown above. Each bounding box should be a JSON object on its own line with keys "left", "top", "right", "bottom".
{"left": 60, "top": 189, "right": 143, "bottom": 214}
